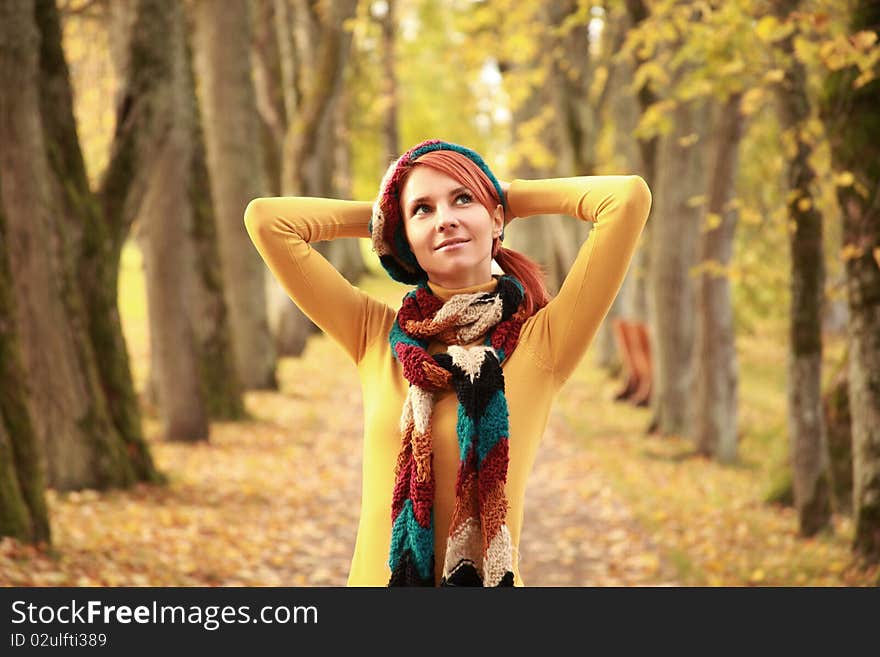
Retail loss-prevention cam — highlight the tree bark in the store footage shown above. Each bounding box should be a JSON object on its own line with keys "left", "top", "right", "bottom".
{"left": 192, "top": 0, "right": 277, "bottom": 391}
{"left": 136, "top": 0, "right": 211, "bottom": 441}
{"left": 692, "top": 93, "right": 744, "bottom": 463}
{"left": 502, "top": 1, "right": 587, "bottom": 294}
{"left": 253, "top": 0, "right": 286, "bottom": 196}
{"left": 623, "top": 0, "right": 658, "bottom": 432}
{"left": 649, "top": 97, "right": 711, "bottom": 437}
{"left": 594, "top": 5, "right": 645, "bottom": 370}
{"left": 772, "top": 0, "right": 832, "bottom": 536}
{"left": 37, "top": 0, "right": 162, "bottom": 484}
{"left": 279, "top": 0, "right": 357, "bottom": 196}
{"left": 187, "top": 59, "right": 247, "bottom": 422}
{"left": 269, "top": 0, "right": 362, "bottom": 356}
{"left": 821, "top": 350, "right": 853, "bottom": 514}
{"left": 379, "top": 0, "right": 399, "bottom": 163}
{"left": 0, "top": 177, "right": 51, "bottom": 544}
{"left": 821, "top": 0, "right": 880, "bottom": 560}
{"left": 0, "top": 0, "right": 138, "bottom": 490}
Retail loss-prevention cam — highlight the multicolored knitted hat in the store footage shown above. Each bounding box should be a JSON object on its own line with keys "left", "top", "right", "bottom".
{"left": 369, "top": 139, "right": 508, "bottom": 285}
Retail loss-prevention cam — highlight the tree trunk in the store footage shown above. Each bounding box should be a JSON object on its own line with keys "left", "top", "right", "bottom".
{"left": 0, "top": 180, "right": 51, "bottom": 544}
{"left": 270, "top": 0, "right": 361, "bottom": 356}
{"left": 504, "top": 65, "right": 559, "bottom": 287}
{"left": 380, "top": 0, "right": 399, "bottom": 163}
{"left": 187, "top": 68, "right": 247, "bottom": 422}
{"left": 137, "top": 0, "right": 210, "bottom": 442}
{"left": 821, "top": 351, "right": 853, "bottom": 515}
{"left": 37, "top": 0, "right": 162, "bottom": 484}
{"left": 0, "top": 0, "right": 138, "bottom": 491}
{"left": 279, "top": 0, "right": 357, "bottom": 196}
{"left": 623, "top": 0, "right": 658, "bottom": 432}
{"left": 253, "top": 0, "right": 286, "bottom": 197}
{"left": 821, "top": 0, "right": 880, "bottom": 561}
{"left": 649, "top": 97, "right": 711, "bottom": 437}
{"left": 773, "top": 0, "right": 832, "bottom": 537}
{"left": 692, "top": 93, "right": 744, "bottom": 463}
{"left": 502, "top": 1, "right": 597, "bottom": 294}
{"left": 192, "top": 0, "right": 277, "bottom": 391}
{"left": 594, "top": 5, "right": 645, "bottom": 370}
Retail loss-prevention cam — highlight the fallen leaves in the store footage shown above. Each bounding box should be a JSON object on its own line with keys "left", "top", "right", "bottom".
{"left": 555, "top": 331, "right": 879, "bottom": 587}
{"left": 2, "top": 281, "right": 878, "bottom": 587}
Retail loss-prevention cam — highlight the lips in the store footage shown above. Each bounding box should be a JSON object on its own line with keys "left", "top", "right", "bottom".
{"left": 435, "top": 238, "right": 469, "bottom": 251}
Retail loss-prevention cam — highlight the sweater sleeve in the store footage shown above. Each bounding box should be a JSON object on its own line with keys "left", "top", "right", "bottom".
{"left": 507, "top": 175, "right": 652, "bottom": 385}
{"left": 243, "top": 196, "right": 394, "bottom": 364}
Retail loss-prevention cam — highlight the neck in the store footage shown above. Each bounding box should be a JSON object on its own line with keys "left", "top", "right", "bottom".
{"left": 427, "top": 276, "right": 498, "bottom": 301}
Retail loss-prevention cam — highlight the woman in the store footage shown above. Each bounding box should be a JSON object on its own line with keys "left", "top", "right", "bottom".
{"left": 244, "top": 139, "right": 652, "bottom": 586}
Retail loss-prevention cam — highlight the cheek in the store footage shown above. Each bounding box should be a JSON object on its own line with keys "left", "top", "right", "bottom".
{"left": 403, "top": 222, "right": 433, "bottom": 261}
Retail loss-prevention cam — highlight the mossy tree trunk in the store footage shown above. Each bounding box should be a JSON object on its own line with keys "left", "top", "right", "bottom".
{"left": 0, "top": 179, "right": 51, "bottom": 544}
{"left": 820, "top": 0, "right": 880, "bottom": 562}
{"left": 35, "top": 0, "right": 162, "bottom": 485}
{"left": 772, "top": 0, "right": 832, "bottom": 537}
{"left": 0, "top": 0, "right": 139, "bottom": 491}
{"left": 186, "top": 44, "right": 247, "bottom": 422}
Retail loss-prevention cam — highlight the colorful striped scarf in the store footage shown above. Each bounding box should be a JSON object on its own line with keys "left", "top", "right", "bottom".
{"left": 388, "top": 274, "right": 527, "bottom": 586}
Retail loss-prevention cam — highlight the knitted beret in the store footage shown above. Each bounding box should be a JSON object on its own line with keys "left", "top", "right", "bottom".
{"left": 368, "top": 139, "right": 507, "bottom": 285}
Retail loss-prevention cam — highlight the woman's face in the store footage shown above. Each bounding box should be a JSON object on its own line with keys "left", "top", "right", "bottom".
{"left": 400, "top": 166, "right": 504, "bottom": 289}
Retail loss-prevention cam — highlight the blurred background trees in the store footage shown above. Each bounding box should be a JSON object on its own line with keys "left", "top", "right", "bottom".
{"left": 0, "top": 0, "right": 877, "bottom": 570}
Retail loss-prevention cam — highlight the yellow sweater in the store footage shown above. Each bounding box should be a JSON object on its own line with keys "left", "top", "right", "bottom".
{"left": 244, "top": 176, "right": 652, "bottom": 586}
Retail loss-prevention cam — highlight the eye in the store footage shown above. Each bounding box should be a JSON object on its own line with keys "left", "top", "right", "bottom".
{"left": 456, "top": 192, "right": 472, "bottom": 204}
{"left": 412, "top": 203, "right": 431, "bottom": 217}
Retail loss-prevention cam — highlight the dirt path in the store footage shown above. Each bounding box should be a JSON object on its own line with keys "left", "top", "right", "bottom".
{"left": 519, "top": 407, "right": 679, "bottom": 586}
{"left": 258, "top": 338, "right": 679, "bottom": 587}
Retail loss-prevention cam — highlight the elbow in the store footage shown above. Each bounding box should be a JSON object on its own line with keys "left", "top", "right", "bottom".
{"left": 243, "top": 197, "right": 265, "bottom": 232}
{"left": 244, "top": 197, "right": 274, "bottom": 246}
{"left": 626, "top": 175, "right": 652, "bottom": 223}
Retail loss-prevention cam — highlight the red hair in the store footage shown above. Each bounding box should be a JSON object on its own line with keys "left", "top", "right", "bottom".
{"left": 397, "top": 150, "right": 550, "bottom": 317}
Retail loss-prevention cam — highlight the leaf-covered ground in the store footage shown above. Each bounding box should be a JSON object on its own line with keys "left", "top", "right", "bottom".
{"left": 1, "top": 268, "right": 877, "bottom": 587}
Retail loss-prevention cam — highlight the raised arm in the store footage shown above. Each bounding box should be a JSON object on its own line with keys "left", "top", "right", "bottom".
{"left": 244, "top": 196, "right": 394, "bottom": 364}
{"left": 507, "top": 176, "right": 652, "bottom": 385}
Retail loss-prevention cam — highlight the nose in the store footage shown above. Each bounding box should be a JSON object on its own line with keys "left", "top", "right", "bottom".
{"left": 435, "top": 203, "right": 459, "bottom": 230}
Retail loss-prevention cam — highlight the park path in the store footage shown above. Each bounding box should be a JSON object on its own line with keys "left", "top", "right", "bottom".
{"left": 1, "top": 336, "right": 677, "bottom": 587}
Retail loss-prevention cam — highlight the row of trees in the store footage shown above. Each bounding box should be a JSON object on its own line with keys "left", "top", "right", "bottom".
{"left": 1, "top": 0, "right": 878, "bottom": 568}
{"left": 0, "top": 0, "right": 364, "bottom": 544}
{"left": 445, "top": 0, "right": 878, "bottom": 558}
